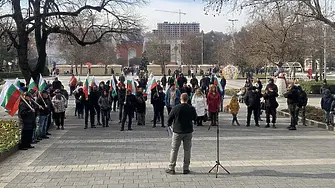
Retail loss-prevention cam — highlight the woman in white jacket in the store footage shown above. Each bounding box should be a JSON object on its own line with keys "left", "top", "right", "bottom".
{"left": 52, "top": 89, "right": 68, "bottom": 130}
{"left": 191, "top": 88, "right": 207, "bottom": 126}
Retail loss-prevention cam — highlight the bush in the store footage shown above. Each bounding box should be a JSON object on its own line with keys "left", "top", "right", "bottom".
{"left": 225, "top": 88, "right": 241, "bottom": 96}
{"left": 282, "top": 105, "right": 325, "bottom": 122}
{"left": 0, "top": 120, "right": 20, "bottom": 152}
{"left": 299, "top": 80, "right": 335, "bottom": 94}
{"left": 0, "top": 71, "right": 24, "bottom": 79}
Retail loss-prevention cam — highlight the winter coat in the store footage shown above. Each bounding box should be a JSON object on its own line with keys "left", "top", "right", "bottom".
{"left": 165, "top": 88, "right": 181, "bottom": 107}
{"left": 284, "top": 86, "right": 300, "bottom": 105}
{"left": 228, "top": 97, "right": 240, "bottom": 115}
{"left": 190, "top": 78, "right": 198, "bottom": 88}
{"left": 136, "top": 93, "right": 146, "bottom": 113}
{"left": 207, "top": 92, "right": 220, "bottom": 113}
{"left": 118, "top": 88, "right": 126, "bottom": 104}
{"left": 124, "top": 94, "right": 137, "bottom": 112}
{"left": 321, "top": 90, "right": 334, "bottom": 112}
{"left": 37, "top": 97, "right": 52, "bottom": 116}
{"left": 98, "top": 96, "right": 111, "bottom": 110}
{"left": 161, "top": 76, "right": 167, "bottom": 86}
{"left": 220, "top": 78, "right": 226, "bottom": 89}
{"left": 244, "top": 87, "right": 262, "bottom": 107}
{"left": 263, "top": 90, "right": 279, "bottom": 109}
{"left": 191, "top": 95, "right": 206, "bottom": 116}
{"left": 177, "top": 76, "right": 187, "bottom": 88}
{"left": 88, "top": 89, "right": 100, "bottom": 106}
{"left": 153, "top": 92, "right": 165, "bottom": 111}
{"left": 52, "top": 95, "right": 67, "bottom": 113}
{"left": 19, "top": 100, "right": 36, "bottom": 130}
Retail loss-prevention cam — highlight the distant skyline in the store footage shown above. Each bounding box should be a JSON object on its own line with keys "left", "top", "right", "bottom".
{"left": 137, "top": 0, "right": 249, "bottom": 34}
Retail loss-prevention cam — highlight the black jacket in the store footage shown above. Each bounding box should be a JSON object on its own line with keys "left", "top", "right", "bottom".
{"left": 118, "top": 88, "right": 126, "bottom": 104}
{"left": 161, "top": 76, "right": 167, "bottom": 86}
{"left": 89, "top": 89, "right": 100, "bottom": 106}
{"left": 136, "top": 93, "right": 146, "bottom": 113}
{"left": 284, "top": 86, "right": 300, "bottom": 105}
{"left": 177, "top": 76, "right": 187, "bottom": 88}
{"left": 263, "top": 90, "right": 279, "bottom": 109}
{"left": 152, "top": 92, "right": 165, "bottom": 110}
{"left": 220, "top": 78, "right": 226, "bottom": 88}
{"left": 19, "top": 100, "right": 36, "bottom": 130}
{"left": 190, "top": 78, "right": 198, "bottom": 88}
{"left": 124, "top": 94, "right": 137, "bottom": 112}
{"left": 37, "top": 97, "right": 52, "bottom": 116}
{"left": 244, "top": 87, "right": 262, "bottom": 107}
{"left": 168, "top": 103, "right": 197, "bottom": 134}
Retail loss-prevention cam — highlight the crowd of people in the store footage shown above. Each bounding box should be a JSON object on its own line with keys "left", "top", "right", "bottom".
{"left": 17, "top": 77, "right": 69, "bottom": 150}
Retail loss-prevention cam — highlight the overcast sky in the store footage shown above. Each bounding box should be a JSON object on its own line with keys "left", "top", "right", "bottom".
{"left": 137, "top": 0, "right": 249, "bottom": 34}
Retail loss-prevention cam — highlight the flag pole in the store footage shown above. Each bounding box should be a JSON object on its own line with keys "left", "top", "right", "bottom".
{"left": 20, "top": 95, "right": 34, "bottom": 111}
{"left": 31, "top": 97, "right": 45, "bottom": 110}
{"left": 38, "top": 92, "right": 47, "bottom": 107}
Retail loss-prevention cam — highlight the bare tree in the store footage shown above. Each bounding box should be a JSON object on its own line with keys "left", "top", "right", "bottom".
{"left": 145, "top": 34, "right": 170, "bottom": 74}
{"left": 181, "top": 34, "right": 202, "bottom": 65}
{"left": 205, "top": 0, "right": 335, "bottom": 29}
{"left": 0, "top": 0, "right": 143, "bottom": 81}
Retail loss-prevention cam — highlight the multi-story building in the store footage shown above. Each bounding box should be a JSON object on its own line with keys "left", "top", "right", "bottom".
{"left": 151, "top": 22, "right": 200, "bottom": 65}
{"left": 153, "top": 22, "right": 200, "bottom": 39}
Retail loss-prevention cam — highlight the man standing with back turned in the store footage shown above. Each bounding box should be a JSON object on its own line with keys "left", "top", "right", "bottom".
{"left": 166, "top": 93, "right": 197, "bottom": 175}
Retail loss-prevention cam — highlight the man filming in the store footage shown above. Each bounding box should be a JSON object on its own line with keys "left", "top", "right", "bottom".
{"left": 166, "top": 93, "right": 197, "bottom": 175}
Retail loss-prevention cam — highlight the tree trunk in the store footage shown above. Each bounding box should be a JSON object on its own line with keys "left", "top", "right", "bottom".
{"left": 17, "top": 36, "right": 31, "bottom": 83}
{"left": 34, "top": 37, "right": 47, "bottom": 80}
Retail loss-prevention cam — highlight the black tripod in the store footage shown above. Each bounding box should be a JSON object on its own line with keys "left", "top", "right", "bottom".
{"left": 208, "top": 112, "right": 230, "bottom": 178}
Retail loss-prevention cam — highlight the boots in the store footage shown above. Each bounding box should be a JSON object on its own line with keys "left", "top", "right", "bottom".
{"left": 265, "top": 123, "right": 270, "bottom": 128}
{"left": 272, "top": 123, "right": 276, "bottom": 129}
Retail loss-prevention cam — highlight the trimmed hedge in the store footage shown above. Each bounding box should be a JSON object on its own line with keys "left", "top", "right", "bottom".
{"left": 282, "top": 105, "right": 325, "bottom": 123}
{"left": 0, "top": 71, "right": 24, "bottom": 79}
{"left": 0, "top": 120, "right": 20, "bottom": 153}
{"left": 299, "top": 80, "right": 335, "bottom": 94}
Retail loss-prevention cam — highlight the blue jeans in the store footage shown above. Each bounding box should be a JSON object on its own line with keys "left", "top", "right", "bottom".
{"left": 38, "top": 115, "right": 49, "bottom": 138}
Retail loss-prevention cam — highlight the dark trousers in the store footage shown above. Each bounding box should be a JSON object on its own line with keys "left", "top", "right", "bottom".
{"left": 54, "top": 112, "right": 65, "bottom": 128}
{"left": 47, "top": 113, "right": 51, "bottom": 131}
{"left": 121, "top": 109, "right": 133, "bottom": 130}
{"left": 232, "top": 114, "right": 239, "bottom": 123}
{"left": 137, "top": 112, "right": 145, "bottom": 125}
{"left": 20, "top": 128, "right": 33, "bottom": 148}
{"left": 154, "top": 107, "right": 164, "bottom": 127}
{"left": 209, "top": 112, "right": 218, "bottom": 126}
{"left": 76, "top": 103, "right": 84, "bottom": 118}
{"left": 70, "top": 86, "right": 75, "bottom": 95}
{"left": 101, "top": 109, "right": 109, "bottom": 127}
{"left": 112, "top": 98, "right": 118, "bottom": 111}
{"left": 153, "top": 105, "right": 161, "bottom": 121}
{"left": 289, "top": 103, "right": 299, "bottom": 127}
{"left": 94, "top": 105, "right": 101, "bottom": 124}
{"left": 85, "top": 105, "right": 95, "bottom": 127}
{"left": 247, "top": 106, "right": 259, "bottom": 126}
{"left": 196, "top": 116, "right": 203, "bottom": 126}
{"left": 266, "top": 107, "right": 277, "bottom": 124}
{"left": 167, "top": 106, "right": 173, "bottom": 115}
{"left": 299, "top": 106, "right": 306, "bottom": 125}
{"left": 119, "top": 104, "right": 124, "bottom": 121}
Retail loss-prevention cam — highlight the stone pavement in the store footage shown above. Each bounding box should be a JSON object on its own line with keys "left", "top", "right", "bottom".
{"left": 1, "top": 96, "right": 335, "bottom": 188}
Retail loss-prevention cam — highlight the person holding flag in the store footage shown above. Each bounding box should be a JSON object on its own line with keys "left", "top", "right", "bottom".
{"left": 18, "top": 92, "right": 37, "bottom": 150}
{"left": 37, "top": 90, "right": 52, "bottom": 139}
{"left": 110, "top": 75, "right": 118, "bottom": 112}
{"left": 69, "top": 74, "right": 78, "bottom": 96}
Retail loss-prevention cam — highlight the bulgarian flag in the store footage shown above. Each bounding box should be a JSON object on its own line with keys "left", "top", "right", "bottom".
{"left": 126, "top": 79, "right": 136, "bottom": 95}
{"left": 145, "top": 77, "right": 157, "bottom": 96}
{"left": 110, "top": 76, "right": 117, "bottom": 97}
{"left": 214, "top": 76, "right": 223, "bottom": 92}
{"left": 28, "top": 77, "right": 38, "bottom": 92}
{"left": 0, "top": 81, "right": 21, "bottom": 116}
{"left": 83, "top": 74, "right": 89, "bottom": 99}
{"left": 173, "top": 76, "right": 179, "bottom": 88}
{"left": 38, "top": 74, "right": 47, "bottom": 92}
{"left": 14, "top": 78, "right": 24, "bottom": 93}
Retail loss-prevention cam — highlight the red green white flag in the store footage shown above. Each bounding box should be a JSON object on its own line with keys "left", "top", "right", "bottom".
{"left": 145, "top": 77, "right": 157, "bottom": 96}
{"left": 0, "top": 81, "right": 21, "bottom": 116}
{"left": 38, "top": 74, "right": 47, "bottom": 92}
{"left": 83, "top": 74, "right": 89, "bottom": 99}
{"left": 110, "top": 76, "right": 117, "bottom": 97}
{"left": 28, "top": 77, "right": 38, "bottom": 92}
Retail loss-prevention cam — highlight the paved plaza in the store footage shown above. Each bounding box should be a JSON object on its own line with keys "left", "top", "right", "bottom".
{"left": 1, "top": 95, "right": 335, "bottom": 188}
